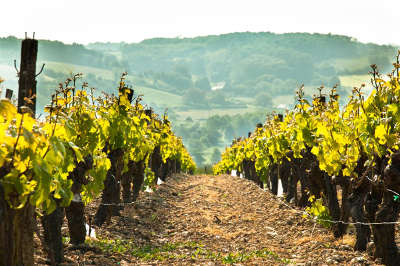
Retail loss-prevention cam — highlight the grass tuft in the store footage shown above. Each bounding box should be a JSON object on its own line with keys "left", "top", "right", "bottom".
{"left": 86, "top": 238, "right": 291, "bottom": 264}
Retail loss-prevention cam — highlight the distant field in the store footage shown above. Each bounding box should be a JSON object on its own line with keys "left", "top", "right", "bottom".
{"left": 177, "top": 106, "right": 262, "bottom": 121}
{"left": 41, "top": 62, "right": 185, "bottom": 108}
{"left": 332, "top": 57, "right": 370, "bottom": 73}
{"left": 43, "top": 61, "right": 115, "bottom": 80}
{"left": 234, "top": 96, "right": 254, "bottom": 104}
{"left": 134, "top": 86, "right": 183, "bottom": 108}
{"left": 339, "top": 74, "right": 371, "bottom": 88}
{"left": 339, "top": 74, "right": 374, "bottom": 96}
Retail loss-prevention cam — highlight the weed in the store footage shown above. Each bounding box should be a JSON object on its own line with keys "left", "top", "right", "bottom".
{"left": 86, "top": 238, "right": 290, "bottom": 264}
{"left": 62, "top": 236, "right": 70, "bottom": 244}
{"left": 303, "top": 195, "right": 332, "bottom": 228}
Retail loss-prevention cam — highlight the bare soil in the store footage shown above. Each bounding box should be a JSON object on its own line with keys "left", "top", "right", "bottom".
{"left": 34, "top": 174, "right": 387, "bottom": 265}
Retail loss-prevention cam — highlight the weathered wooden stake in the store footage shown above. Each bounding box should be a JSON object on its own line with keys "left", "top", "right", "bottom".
{"left": 18, "top": 38, "right": 38, "bottom": 115}
{"left": 0, "top": 36, "right": 38, "bottom": 266}
{"left": 5, "top": 89, "right": 13, "bottom": 100}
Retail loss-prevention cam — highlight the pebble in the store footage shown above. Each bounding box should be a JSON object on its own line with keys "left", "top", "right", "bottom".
{"left": 326, "top": 258, "right": 339, "bottom": 264}
{"left": 331, "top": 255, "right": 345, "bottom": 262}
{"left": 338, "top": 244, "right": 352, "bottom": 251}
{"left": 350, "top": 256, "right": 366, "bottom": 264}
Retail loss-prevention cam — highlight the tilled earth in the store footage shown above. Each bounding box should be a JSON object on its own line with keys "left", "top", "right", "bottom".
{"left": 34, "top": 174, "right": 387, "bottom": 265}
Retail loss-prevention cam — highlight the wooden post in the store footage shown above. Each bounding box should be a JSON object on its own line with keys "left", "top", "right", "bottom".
{"left": 17, "top": 38, "right": 38, "bottom": 116}
{"left": 145, "top": 109, "right": 152, "bottom": 117}
{"left": 145, "top": 109, "right": 153, "bottom": 125}
{"left": 0, "top": 37, "right": 37, "bottom": 266}
{"left": 5, "top": 89, "right": 13, "bottom": 100}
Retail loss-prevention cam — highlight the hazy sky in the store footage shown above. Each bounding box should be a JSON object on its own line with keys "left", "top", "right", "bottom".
{"left": 2, "top": 0, "right": 400, "bottom": 45}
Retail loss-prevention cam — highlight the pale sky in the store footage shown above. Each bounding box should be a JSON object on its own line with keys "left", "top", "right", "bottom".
{"left": 1, "top": 0, "right": 400, "bottom": 45}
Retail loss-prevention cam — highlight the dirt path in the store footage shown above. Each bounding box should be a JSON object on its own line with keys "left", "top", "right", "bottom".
{"left": 35, "top": 174, "right": 382, "bottom": 265}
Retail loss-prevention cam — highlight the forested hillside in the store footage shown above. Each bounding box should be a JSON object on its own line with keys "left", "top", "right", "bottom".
{"left": 1, "top": 32, "right": 398, "bottom": 165}
{"left": 91, "top": 32, "right": 396, "bottom": 98}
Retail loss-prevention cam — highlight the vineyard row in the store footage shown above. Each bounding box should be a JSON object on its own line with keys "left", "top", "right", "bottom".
{"left": 214, "top": 54, "right": 400, "bottom": 265}
{"left": 0, "top": 38, "right": 196, "bottom": 265}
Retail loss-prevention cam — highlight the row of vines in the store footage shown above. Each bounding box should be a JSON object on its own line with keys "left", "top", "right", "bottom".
{"left": 0, "top": 40, "right": 195, "bottom": 265}
{"left": 214, "top": 54, "right": 400, "bottom": 265}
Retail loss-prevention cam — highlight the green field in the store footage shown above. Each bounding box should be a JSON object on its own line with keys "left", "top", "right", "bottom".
{"left": 339, "top": 74, "right": 371, "bottom": 88}
{"left": 177, "top": 106, "right": 263, "bottom": 121}
{"left": 43, "top": 61, "right": 115, "bottom": 80}
{"left": 134, "top": 85, "right": 183, "bottom": 108}
{"left": 332, "top": 56, "right": 371, "bottom": 73}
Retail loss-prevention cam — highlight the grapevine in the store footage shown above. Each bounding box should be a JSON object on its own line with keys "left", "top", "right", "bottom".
{"left": 0, "top": 73, "right": 195, "bottom": 265}
{"left": 214, "top": 53, "right": 400, "bottom": 264}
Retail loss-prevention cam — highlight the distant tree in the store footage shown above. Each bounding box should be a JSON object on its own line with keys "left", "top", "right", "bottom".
{"left": 254, "top": 81, "right": 272, "bottom": 95}
{"left": 185, "top": 116, "right": 193, "bottom": 123}
{"left": 188, "top": 123, "right": 202, "bottom": 139}
{"left": 204, "top": 127, "right": 222, "bottom": 146}
{"left": 317, "top": 64, "right": 337, "bottom": 76}
{"left": 206, "top": 115, "right": 230, "bottom": 129}
{"left": 191, "top": 148, "right": 206, "bottom": 166}
{"left": 207, "top": 91, "right": 228, "bottom": 105}
{"left": 173, "top": 124, "right": 190, "bottom": 139}
{"left": 224, "top": 124, "right": 236, "bottom": 141}
{"left": 254, "top": 92, "right": 273, "bottom": 108}
{"left": 182, "top": 88, "right": 207, "bottom": 106}
{"left": 173, "top": 64, "right": 191, "bottom": 79}
{"left": 206, "top": 115, "right": 222, "bottom": 129}
{"left": 194, "top": 77, "right": 211, "bottom": 91}
{"left": 211, "top": 148, "right": 221, "bottom": 164}
{"left": 159, "top": 72, "right": 193, "bottom": 91}
{"left": 188, "top": 137, "right": 204, "bottom": 150}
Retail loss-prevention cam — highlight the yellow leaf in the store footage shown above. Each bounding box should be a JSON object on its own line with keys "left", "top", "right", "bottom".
{"left": 374, "top": 124, "right": 387, "bottom": 145}
{"left": 342, "top": 168, "right": 351, "bottom": 177}
{"left": 0, "top": 99, "right": 17, "bottom": 121}
{"left": 311, "top": 146, "right": 320, "bottom": 156}
{"left": 132, "top": 116, "right": 140, "bottom": 126}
